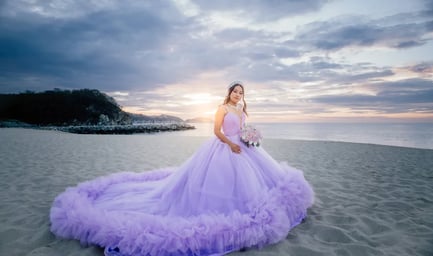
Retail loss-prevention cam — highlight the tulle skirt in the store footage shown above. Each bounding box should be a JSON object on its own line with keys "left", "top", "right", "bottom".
{"left": 50, "top": 135, "right": 314, "bottom": 255}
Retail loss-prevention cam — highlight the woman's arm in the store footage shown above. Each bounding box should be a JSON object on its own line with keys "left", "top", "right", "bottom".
{"left": 214, "top": 105, "right": 241, "bottom": 154}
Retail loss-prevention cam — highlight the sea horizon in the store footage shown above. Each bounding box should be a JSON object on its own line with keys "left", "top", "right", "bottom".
{"left": 174, "top": 122, "right": 433, "bottom": 150}
{"left": 1, "top": 121, "right": 432, "bottom": 150}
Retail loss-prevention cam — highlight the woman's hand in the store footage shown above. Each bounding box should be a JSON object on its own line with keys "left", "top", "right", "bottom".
{"left": 229, "top": 143, "right": 241, "bottom": 154}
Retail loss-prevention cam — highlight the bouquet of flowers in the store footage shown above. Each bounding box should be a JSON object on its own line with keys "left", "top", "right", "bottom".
{"left": 240, "top": 124, "right": 263, "bottom": 147}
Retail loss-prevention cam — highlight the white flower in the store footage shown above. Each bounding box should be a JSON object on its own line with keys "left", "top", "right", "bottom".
{"left": 240, "top": 124, "right": 262, "bottom": 147}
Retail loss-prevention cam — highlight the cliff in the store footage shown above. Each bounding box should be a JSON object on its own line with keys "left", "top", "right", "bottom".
{"left": 0, "top": 89, "right": 131, "bottom": 126}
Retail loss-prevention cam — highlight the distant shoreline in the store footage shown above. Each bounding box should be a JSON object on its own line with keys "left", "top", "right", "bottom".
{"left": 0, "top": 121, "right": 195, "bottom": 134}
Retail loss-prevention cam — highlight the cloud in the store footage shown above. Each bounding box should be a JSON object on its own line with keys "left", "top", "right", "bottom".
{"left": 310, "top": 78, "right": 433, "bottom": 113}
{"left": 267, "top": 57, "right": 393, "bottom": 85}
{"left": 191, "top": 0, "right": 329, "bottom": 21}
{"left": 0, "top": 1, "right": 202, "bottom": 92}
{"left": 0, "top": 0, "right": 432, "bottom": 122}
{"left": 274, "top": 47, "right": 301, "bottom": 58}
{"left": 214, "top": 28, "right": 260, "bottom": 42}
{"left": 295, "top": 16, "right": 433, "bottom": 51}
{"left": 329, "top": 70, "right": 395, "bottom": 84}
{"left": 2, "top": 0, "right": 429, "bottom": 93}
{"left": 368, "top": 78, "right": 433, "bottom": 92}
{"left": 3, "top": 0, "right": 293, "bottom": 92}
{"left": 407, "top": 62, "right": 433, "bottom": 74}
{"left": 422, "top": 0, "right": 433, "bottom": 16}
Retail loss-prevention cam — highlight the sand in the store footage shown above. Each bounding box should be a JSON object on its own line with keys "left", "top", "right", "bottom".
{"left": 0, "top": 128, "right": 432, "bottom": 256}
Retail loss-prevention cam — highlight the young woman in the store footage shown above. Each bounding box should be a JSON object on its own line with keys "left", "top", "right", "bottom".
{"left": 50, "top": 81, "right": 314, "bottom": 256}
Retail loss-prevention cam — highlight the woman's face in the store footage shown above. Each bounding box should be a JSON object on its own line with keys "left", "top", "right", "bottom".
{"left": 230, "top": 85, "right": 244, "bottom": 104}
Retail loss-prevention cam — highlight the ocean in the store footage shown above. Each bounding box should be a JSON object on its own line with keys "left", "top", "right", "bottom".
{"left": 174, "top": 122, "right": 433, "bottom": 150}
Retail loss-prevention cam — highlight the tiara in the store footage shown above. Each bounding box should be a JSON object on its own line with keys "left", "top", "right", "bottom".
{"left": 228, "top": 80, "right": 244, "bottom": 89}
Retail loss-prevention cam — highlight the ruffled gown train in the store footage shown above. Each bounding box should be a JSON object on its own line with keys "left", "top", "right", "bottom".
{"left": 50, "top": 111, "right": 314, "bottom": 256}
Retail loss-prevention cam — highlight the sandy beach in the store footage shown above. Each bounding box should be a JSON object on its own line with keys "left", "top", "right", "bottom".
{"left": 0, "top": 128, "right": 432, "bottom": 256}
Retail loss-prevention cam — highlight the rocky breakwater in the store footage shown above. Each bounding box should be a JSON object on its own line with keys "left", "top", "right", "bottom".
{"left": 54, "top": 123, "right": 195, "bottom": 134}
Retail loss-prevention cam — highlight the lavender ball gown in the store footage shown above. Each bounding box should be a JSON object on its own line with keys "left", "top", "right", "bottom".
{"left": 50, "top": 111, "right": 314, "bottom": 256}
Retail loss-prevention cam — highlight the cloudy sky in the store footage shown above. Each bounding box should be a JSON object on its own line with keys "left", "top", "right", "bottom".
{"left": 1, "top": 0, "right": 432, "bottom": 122}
